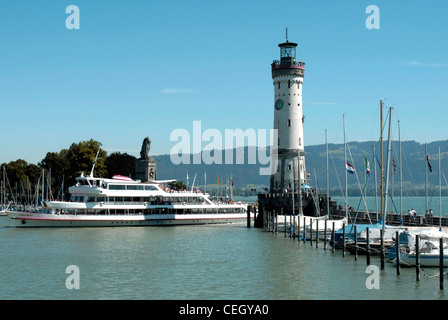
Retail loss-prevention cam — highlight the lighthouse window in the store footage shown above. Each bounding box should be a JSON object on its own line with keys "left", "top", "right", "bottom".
{"left": 288, "top": 80, "right": 291, "bottom": 88}
{"left": 278, "top": 82, "right": 280, "bottom": 89}
{"left": 288, "top": 119, "right": 291, "bottom": 127}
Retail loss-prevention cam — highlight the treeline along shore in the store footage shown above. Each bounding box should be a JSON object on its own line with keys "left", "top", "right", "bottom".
{"left": 2, "top": 139, "right": 448, "bottom": 204}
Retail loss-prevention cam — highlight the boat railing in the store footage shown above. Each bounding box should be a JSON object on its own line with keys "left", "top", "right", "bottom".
{"left": 101, "top": 201, "right": 208, "bottom": 206}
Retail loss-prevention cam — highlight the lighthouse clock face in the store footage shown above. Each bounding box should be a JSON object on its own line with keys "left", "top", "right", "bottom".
{"left": 275, "top": 99, "right": 284, "bottom": 110}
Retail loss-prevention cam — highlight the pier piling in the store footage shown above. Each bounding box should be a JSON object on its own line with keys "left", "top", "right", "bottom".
{"left": 310, "top": 219, "right": 313, "bottom": 247}
{"left": 380, "top": 229, "right": 385, "bottom": 270}
{"left": 303, "top": 216, "right": 306, "bottom": 243}
{"left": 366, "top": 228, "right": 370, "bottom": 265}
{"left": 396, "top": 231, "right": 400, "bottom": 275}
{"left": 324, "top": 220, "right": 327, "bottom": 250}
{"left": 416, "top": 235, "right": 420, "bottom": 281}
{"left": 440, "top": 238, "right": 444, "bottom": 290}
{"left": 332, "top": 222, "right": 335, "bottom": 253}
{"left": 283, "top": 208, "right": 287, "bottom": 237}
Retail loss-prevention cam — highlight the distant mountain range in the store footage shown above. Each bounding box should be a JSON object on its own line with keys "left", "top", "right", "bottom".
{"left": 152, "top": 140, "right": 448, "bottom": 195}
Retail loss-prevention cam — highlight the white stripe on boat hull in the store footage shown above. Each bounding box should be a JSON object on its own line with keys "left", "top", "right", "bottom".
{"left": 8, "top": 212, "right": 250, "bottom": 228}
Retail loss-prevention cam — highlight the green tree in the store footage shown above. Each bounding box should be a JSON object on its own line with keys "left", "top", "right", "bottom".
{"left": 105, "top": 152, "right": 136, "bottom": 178}
{"left": 168, "top": 181, "right": 187, "bottom": 191}
{"left": 65, "top": 139, "right": 107, "bottom": 187}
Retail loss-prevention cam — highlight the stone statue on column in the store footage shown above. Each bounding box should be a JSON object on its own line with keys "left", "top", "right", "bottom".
{"left": 136, "top": 137, "right": 157, "bottom": 182}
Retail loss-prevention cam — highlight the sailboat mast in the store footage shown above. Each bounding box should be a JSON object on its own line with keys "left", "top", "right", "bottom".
{"left": 373, "top": 145, "right": 378, "bottom": 222}
{"left": 292, "top": 160, "right": 295, "bottom": 221}
{"left": 383, "top": 107, "right": 394, "bottom": 230}
{"left": 326, "top": 129, "right": 330, "bottom": 217}
{"left": 343, "top": 114, "right": 348, "bottom": 217}
{"left": 425, "top": 143, "right": 428, "bottom": 213}
{"left": 380, "top": 100, "right": 384, "bottom": 220}
{"left": 298, "top": 146, "right": 303, "bottom": 217}
{"left": 399, "top": 120, "right": 403, "bottom": 220}
{"left": 439, "top": 146, "right": 442, "bottom": 230}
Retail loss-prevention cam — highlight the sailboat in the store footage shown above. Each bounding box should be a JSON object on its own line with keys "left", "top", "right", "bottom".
{"left": 391, "top": 147, "right": 448, "bottom": 266}
{"left": 333, "top": 104, "right": 406, "bottom": 251}
{"left": 391, "top": 227, "right": 448, "bottom": 266}
{"left": 0, "top": 166, "right": 11, "bottom": 216}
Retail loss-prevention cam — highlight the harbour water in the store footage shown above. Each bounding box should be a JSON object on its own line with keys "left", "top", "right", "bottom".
{"left": 1, "top": 198, "right": 447, "bottom": 301}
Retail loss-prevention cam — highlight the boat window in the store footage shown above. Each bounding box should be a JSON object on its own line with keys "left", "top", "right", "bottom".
{"left": 110, "top": 185, "right": 126, "bottom": 190}
{"left": 127, "top": 185, "right": 144, "bottom": 190}
{"left": 144, "top": 185, "right": 158, "bottom": 191}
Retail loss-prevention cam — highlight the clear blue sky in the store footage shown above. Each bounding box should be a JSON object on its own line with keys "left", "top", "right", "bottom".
{"left": 1, "top": 0, "right": 447, "bottom": 165}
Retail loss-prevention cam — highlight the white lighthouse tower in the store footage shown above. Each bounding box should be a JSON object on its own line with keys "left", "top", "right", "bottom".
{"left": 270, "top": 30, "right": 307, "bottom": 193}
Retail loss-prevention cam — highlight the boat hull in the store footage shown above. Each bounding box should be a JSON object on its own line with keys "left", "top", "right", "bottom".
{"left": 397, "top": 253, "right": 448, "bottom": 267}
{"left": 8, "top": 211, "right": 250, "bottom": 228}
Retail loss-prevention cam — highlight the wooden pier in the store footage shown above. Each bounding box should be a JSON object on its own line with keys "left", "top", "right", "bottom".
{"left": 255, "top": 189, "right": 448, "bottom": 229}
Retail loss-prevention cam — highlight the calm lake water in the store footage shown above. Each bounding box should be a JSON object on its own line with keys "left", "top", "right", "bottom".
{"left": 0, "top": 194, "right": 448, "bottom": 300}
{"left": 1, "top": 199, "right": 447, "bottom": 301}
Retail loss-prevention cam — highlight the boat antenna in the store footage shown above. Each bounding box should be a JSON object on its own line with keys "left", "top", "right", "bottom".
{"left": 89, "top": 149, "right": 100, "bottom": 178}
{"left": 191, "top": 173, "right": 197, "bottom": 192}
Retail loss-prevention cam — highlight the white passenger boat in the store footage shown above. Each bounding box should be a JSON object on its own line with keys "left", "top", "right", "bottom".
{"left": 7, "top": 173, "right": 248, "bottom": 228}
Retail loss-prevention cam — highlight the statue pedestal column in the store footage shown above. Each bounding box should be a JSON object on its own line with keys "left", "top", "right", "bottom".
{"left": 135, "top": 157, "right": 157, "bottom": 182}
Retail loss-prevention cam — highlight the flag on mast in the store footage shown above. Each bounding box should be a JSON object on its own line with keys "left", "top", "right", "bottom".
{"left": 346, "top": 161, "right": 355, "bottom": 174}
{"left": 426, "top": 153, "right": 433, "bottom": 173}
{"left": 364, "top": 157, "right": 370, "bottom": 175}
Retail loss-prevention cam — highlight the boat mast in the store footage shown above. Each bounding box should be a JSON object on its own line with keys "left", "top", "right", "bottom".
{"left": 373, "top": 145, "right": 378, "bottom": 222}
{"left": 298, "top": 145, "right": 303, "bottom": 217}
{"left": 380, "top": 100, "right": 384, "bottom": 221}
{"left": 398, "top": 120, "right": 403, "bottom": 221}
{"left": 191, "top": 173, "right": 197, "bottom": 192}
{"left": 89, "top": 150, "right": 100, "bottom": 178}
{"left": 326, "top": 129, "right": 330, "bottom": 217}
{"left": 425, "top": 143, "right": 428, "bottom": 214}
{"left": 343, "top": 114, "right": 348, "bottom": 217}
{"left": 439, "top": 146, "right": 442, "bottom": 231}
{"left": 383, "top": 107, "right": 394, "bottom": 231}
